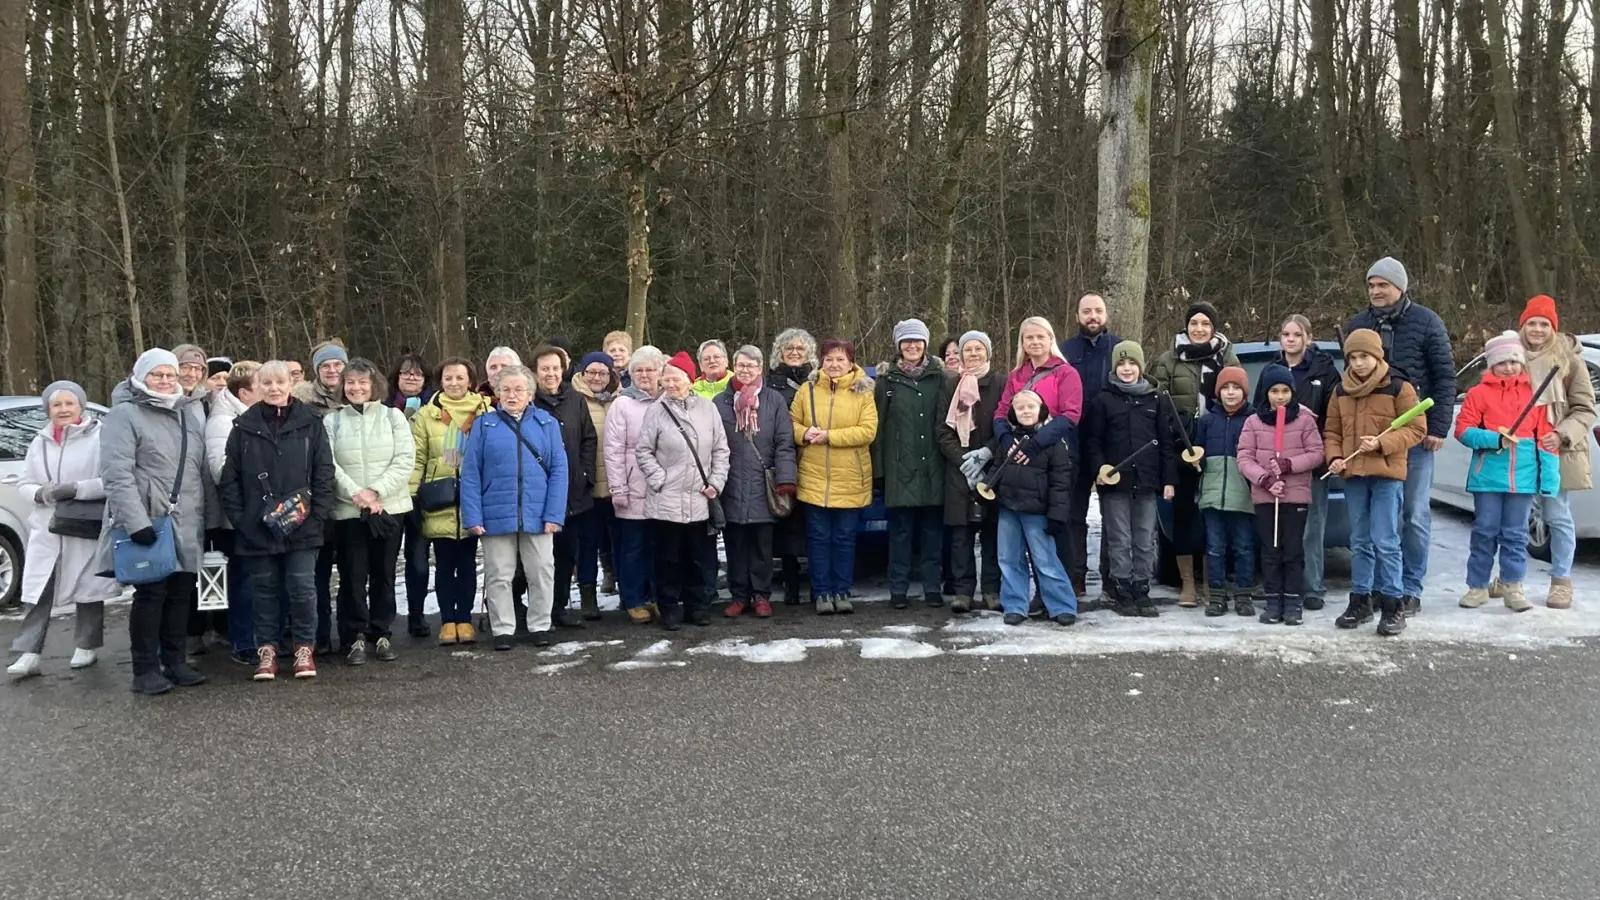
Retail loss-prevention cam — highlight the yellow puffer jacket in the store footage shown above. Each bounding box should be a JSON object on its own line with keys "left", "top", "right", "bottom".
{"left": 408, "top": 391, "right": 494, "bottom": 540}
{"left": 790, "top": 365, "right": 878, "bottom": 509}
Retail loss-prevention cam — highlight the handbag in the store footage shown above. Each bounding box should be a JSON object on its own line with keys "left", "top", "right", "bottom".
{"left": 41, "top": 437, "right": 104, "bottom": 538}
{"left": 260, "top": 472, "right": 312, "bottom": 539}
{"left": 660, "top": 400, "right": 724, "bottom": 533}
{"left": 110, "top": 412, "right": 189, "bottom": 585}
{"left": 417, "top": 476, "right": 459, "bottom": 512}
{"left": 745, "top": 432, "right": 793, "bottom": 519}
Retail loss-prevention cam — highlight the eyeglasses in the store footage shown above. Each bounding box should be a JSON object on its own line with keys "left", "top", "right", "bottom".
{"left": 179, "top": 363, "right": 206, "bottom": 374}
{"left": 498, "top": 386, "right": 531, "bottom": 397}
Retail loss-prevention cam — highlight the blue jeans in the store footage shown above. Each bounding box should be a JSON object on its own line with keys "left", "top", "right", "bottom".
{"left": 433, "top": 537, "right": 479, "bottom": 624}
{"left": 613, "top": 518, "right": 655, "bottom": 609}
{"left": 1302, "top": 475, "right": 1329, "bottom": 598}
{"left": 247, "top": 550, "right": 318, "bottom": 647}
{"left": 804, "top": 504, "right": 860, "bottom": 597}
{"left": 1346, "top": 476, "right": 1403, "bottom": 597}
{"left": 225, "top": 550, "right": 256, "bottom": 654}
{"left": 1400, "top": 445, "right": 1436, "bottom": 597}
{"left": 1468, "top": 492, "right": 1535, "bottom": 587}
{"left": 1543, "top": 491, "right": 1576, "bottom": 579}
{"left": 1202, "top": 509, "right": 1254, "bottom": 589}
{"left": 997, "top": 510, "right": 1077, "bottom": 617}
{"left": 403, "top": 510, "right": 430, "bottom": 619}
{"left": 887, "top": 505, "right": 943, "bottom": 599}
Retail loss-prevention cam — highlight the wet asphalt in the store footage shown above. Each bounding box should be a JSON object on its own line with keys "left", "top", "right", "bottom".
{"left": 2, "top": 601, "right": 1597, "bottom": 900}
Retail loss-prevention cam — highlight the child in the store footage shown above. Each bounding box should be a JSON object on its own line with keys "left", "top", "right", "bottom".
{"left": 983, "top": 391, "right": 1077, "bottom": 626}
{"left": 1236, "top": 364, "right": 1325, "bottom": 625}
{"left": 1324, "top": 328, "right": 1427, "bottom": 636}
{"left": 1194, "top": 366, "right": 1256, "bottom": 617}
{"left": 1081, "top": 341, "right": 1177, "bottom": 617}
{"left": 1455, "top": 331, "right": 1559, "bottom": 612}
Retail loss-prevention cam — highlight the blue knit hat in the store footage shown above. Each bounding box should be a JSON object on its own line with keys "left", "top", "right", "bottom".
{"left": 579, "top": 351, "right": 614, "bottom": 372}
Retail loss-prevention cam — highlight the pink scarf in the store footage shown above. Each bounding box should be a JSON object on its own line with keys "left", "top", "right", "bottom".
{"left": 733, "top": 379, "right": 761, "bottom": 435}
{"left": 945, "top": 362, "right": 990, "bottom": 447}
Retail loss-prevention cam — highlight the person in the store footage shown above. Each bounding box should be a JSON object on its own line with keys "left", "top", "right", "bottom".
{"left": 287, "top": 359, "right": 305, "bottom": 385}
{"left": 714, "top": 346, "right": 797, "bottom": 618}
{"left": 572, "top": 351, "right": 620, "bottom": 619}
{"left": 1059, "top": 293, "right": 1123, "bottom": 596}
{"left": 1236, "top": 364, "right": 1325, "bottom": 626}
{"left": 1516, "top": 295, "right": 1595, "bottom": 609}
{"left": 1455, "top": 332, "right": 1560, "bottom": 613}
{"left": 296, "top": 339, "right": 348, "bottom": 651}
{"left": 1148, "top": 300, "right": 1240, "bottom": 606}
{"left": 604, "top": 331, "right": 634, "bottom": 389}
{"left": 218, "top": 361, "right": 336, "bottom": 681}
{"left": 173, "top": 344, "right": 210, "bottom": 398}
{"left": 936, "top": 331, "right": 1005, "bottom": 613}
{"left": 606, "top": 346, "right": 667, "bottom": 622}
{"left": 994, "top": 316, "right": 1083, "bottom": 615}
{"left": 1324, "top": 328, "right": 1427, "bottom": 637}
{"left": 387, "top": 352, "right": 436, "bottom": 638}
{"left": 6, "top": 382, "right": 120, "bottom": 679}
{"left": 1194, "top": 366, "right": 1256, "bottom": 616}
{"left": 636, "top": 352, "right": 730, "bottom": 629}
{"left": 204, "top": 360, "right": 264, "bottom": 665}
{"left": 462, "top": 364, "right": 568, "bottom": 650}
{"left": 1252, "top": 315, "right": 1340, "bottom": 610}
{"left": 939, "top": 337, "right": 962, "bottom": 372}
{"left": 480, "top": 346, "right": 522, "bottom": 400}
{"left": 792, "top": 339, "right": 878, "bottom": 615}
{"left": 532, "top": 345, "right": 598, "bottom": 627}
{"left": 409, "top": 357, "right": 494, "bottom": 645}
{"left": 1082, "top": 341, "right": 1176, "bottom": 618}
{"left": 326, "top": 358, "right": 414, "bottom": 664}
{"left": 984, "top": 391, "right": 1077, "bottom": 626}
{"left": 96, "top": 348, "right": 212, "bottom": 695}
{"left": 693, "top": 340, "right": 732, "bottom": 401}
{"left": 1345, "top": 257, "right": 1456, "bottom": 617}
{"left": 875, "top": 318, "right": 946, "bottom": 609}
{"left": 766, "top": 328, "right": 817, "bottom": 604}
{"left": 205, "top": 357, "right": 233, "bottom": 394}
{"left": 174, "top": 342, "right": 219, "bottom": 649}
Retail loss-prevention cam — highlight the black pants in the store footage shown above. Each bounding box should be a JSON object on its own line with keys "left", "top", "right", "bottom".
{"left": 402, "top": 509, "right": 430, "bottom": 620}
{"left": 248, "top": 549, "right": 318, "bottom": 647}
{"left": 334, "top": 518, "right": 402, "bottom": 645}
{"left": 315, "top": 539, "right": 336, "bottom": 645}
{"left": 725, "top": 522, "right": 774, "bottom": 601}
{"left": 552, "top": 509, "right": 585, "bottom": 613}
{"left": 130, "top": 573, "right": 197, "bottom": 676}
{"left": 1067, "top": 464, "right": 1107, "bottom": 586}
{"left": 701, "top": 530, "right": 721, "bottom": 603}
{"left": 951, "top": 518, "right": 1000, "bottom": 598}
{"left": 653, "top": 520, "right": 713, "bottom": 613}
{"left": 1255, "top": 502, "right": 1307, "bottom": 596}
{"left": 887, "top": 505, "right": 944, "bottom": 600}
{"left": 1171, "top": 465, "right": 1204, "bottom": 556}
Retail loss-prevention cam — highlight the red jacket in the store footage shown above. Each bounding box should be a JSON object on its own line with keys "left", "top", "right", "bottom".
{"left": 1454, "top": 371, "right": 1552, "bottom": 443}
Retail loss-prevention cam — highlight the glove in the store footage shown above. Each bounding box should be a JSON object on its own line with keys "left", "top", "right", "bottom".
{"left": 129, "top": 526, "right": 158, "bottom": 546}
{"left": 1270, "top": 455, "right": 1294, "bottom": 475}
{"left": 33, "top": 490, "right": 48, "bottom": 507}
{"left": 775, "top": 483, "right": 796, "bottom": 497}
{"left": 958, "top": 447, "right": 993, "bottom": 481}
{"left": 1255, "top": 472, "right": 1279, "bottom": 490}
{"left": 1011, "top": 437, "right": 1040, "bottom": 462}
{"left": 1045, "top": 519, "right": 1065, "bottom": 536}
{"left": 48, "top": 483, "right": 78, "bottom": 502}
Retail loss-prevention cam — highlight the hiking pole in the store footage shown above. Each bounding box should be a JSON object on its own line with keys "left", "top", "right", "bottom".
{"left": 975, "top": 438, "right": 1022, "bottom": 500}
{"left": 1495, "top": 365, "right": 1560, "bottom": 453}
{"left": 1161, "top": 392, "right": 1205, "bottom": 465}
{"left": 1096, "top": 440, "right": 1160, "bottom": 486}
{"left": 1321, "top": 397, "right": 1436, "bottom": 479}
{"left": 1272, "top": 405, "right": 1285, "bottom": 549}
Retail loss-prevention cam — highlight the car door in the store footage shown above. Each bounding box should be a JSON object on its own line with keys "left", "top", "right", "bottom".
{"left": 1432, "top": 355, "right": 1486, "bottom": 505}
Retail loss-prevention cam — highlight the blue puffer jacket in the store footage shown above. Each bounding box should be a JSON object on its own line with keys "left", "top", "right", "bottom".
{"left": 1060, "top": 330, "right": 1123, "bottom": 406}
{"left": 460, "top": 407, "right": 569, "bottom": 535}
{"left": 1193, "top": 403, "right": 1254, "bottom": 513}
{"left": 1346, "top": 298, "right": 1456, "bottom": 438}
{"left": 1458, "top": 432, "right": 1560, "bottom": 496}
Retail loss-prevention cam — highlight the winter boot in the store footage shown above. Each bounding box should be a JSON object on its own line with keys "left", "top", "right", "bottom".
{"left": 950, "top": 594, "right": 971, "bottom": 614}
{"left": 439, "top": 622, "right": 459, "bottom": 645}
{"left": 833, "top": 594, "right": 855, "bottom": 615}
{"left": 982, "top": 592, "right": 1001, "bottom": 611}
{"left": 685, "top": 601, "right": 712, "bottom": 627}
{"left": 1282, "top": 594, "right": 1304, "bottom": 626}
{"left": 580, "top": 583, "right": 601, "bottom": 621}
{"left": 782, "top": 568, "right": 804, "bottom": 606}
{"left": 456, "top": 623, "right": 477, "bottom": 644}
{"left": 1303, "top": 595, "right": 1325, "bottom": 611}
{"left": 253, "top": 646, "right": 277, "bottom": 682}
{"left": 1459, "top": 586, "right": 1490, "bottom": 608}
{"left": 659, "top": 601, "right": 684, "bottom": 631}
{"left": 1548, "top": 576, "right": 1574, "bottom": 610}
{"left": 1234, "top": 589, "right": 1255, "bottom": 618}
{"left": 924, "top": 593, "right": 944, "bottom": 608}
{"left": 1176, "top": 556, "right": 1199, "bottom": 608}
{"left": 1335, "top": 593, "right": 1373, "bottom": 629}
{"left": 890, "top": 594, "right": 909, "bottom": 610}
{"left": 408, "top": 615, "right": 431, "bottom": 638}
{"left": 600, "top": 547, "right": 617, "bottom": 594}
{"left": 1204, "top": 586, "right": 1229, "bottom": 617}
{"left": 552, "top": 604, "right": 586, "bottom": 629}
{"left": 292, "top": 644, "right": 317, "bottom": 679}
{"left": 1112, "top": 580, "right": 1140, "bottom": 617}
{"left": 1259, "top": 593, "right": 1284, "bottom": 625}
{"left": 1135, "top": 581, "right": 1159, "bottom": 618}
{"left": 1401, "top": 595, "right": 1421, "bottom": 617}
{"left": 1028, "top": 592, "right": 1046, "bottom": 618}
{"left": 1489, "top": 579, "right": 1506, "bottom": 599}
{"left": 627, "top": 606, "right": 654, "bottom": 624}
{"left": 1501, "top": 582, "right": 1532, "bottom": 612}
{"left": 1376, "top": 594, "right": 1406, "bottom": 636}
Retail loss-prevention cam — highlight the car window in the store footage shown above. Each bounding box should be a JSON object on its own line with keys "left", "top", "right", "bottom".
{"left": 1589, "top": 363, "right": 1600, "bottom": 397}
{"left": 0, "top": 407, "right": 47, "bottom": 461}
{"left": 1456, "top": 357, "right": 1488, "bottom": 400}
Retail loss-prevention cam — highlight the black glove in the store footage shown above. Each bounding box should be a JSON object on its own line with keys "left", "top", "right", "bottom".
{"left": 1045, "top": 518, "right": 1066, "bottom": 537}
{"left": 1013, "top": 437, "right": 1040, "bottom": 461}
{"left": 129, "top": 526, "right": 158, "bottom": 546}
{"left": 33, "top": 491, "right": 47, "bottom": 507}
{"left": 48, "top": 483, "right": 78, "bottom": 502}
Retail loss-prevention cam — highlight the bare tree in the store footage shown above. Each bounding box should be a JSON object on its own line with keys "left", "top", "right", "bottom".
{"left": 1096, "top": 0, "right": 1160, "bottom": 344}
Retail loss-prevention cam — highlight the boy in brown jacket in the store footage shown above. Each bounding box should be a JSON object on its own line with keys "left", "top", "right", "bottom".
{"left": 1323, "top": 328, "right": 1427, "bottom": 636}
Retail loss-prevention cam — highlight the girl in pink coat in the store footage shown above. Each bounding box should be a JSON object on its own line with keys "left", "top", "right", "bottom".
{"left": 1236, "top": 364, "right": 1325, "bottom": 625}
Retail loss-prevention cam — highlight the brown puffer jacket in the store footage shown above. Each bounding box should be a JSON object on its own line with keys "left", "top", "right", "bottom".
{"left": 1323, "top": 366, "right": 1427, "bottom": 481}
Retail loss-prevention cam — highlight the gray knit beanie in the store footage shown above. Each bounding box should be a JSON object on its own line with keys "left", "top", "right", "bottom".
{"left": 42, "top": 380, "right": 87, "bottom": 410}
{"left": 312, "top": 343, "right": 350, "bottom": 371}
{"left": 893, "top": 318, "right": 931, "bottom": 346}
{"left": 1366, "top": 257, "right": 1409, "bottom": 293}
{"left": 957, "top": 330, "right": 993, "bottom": 359}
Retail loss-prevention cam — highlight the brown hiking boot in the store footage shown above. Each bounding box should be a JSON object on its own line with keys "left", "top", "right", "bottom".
{"left": 1548, "top": 576, "right": 1573, "bottom": 609}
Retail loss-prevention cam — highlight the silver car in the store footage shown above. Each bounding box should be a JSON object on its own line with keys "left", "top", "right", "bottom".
{"left": 0, "top": 396, "right": 109, "bottom": 607}
{"left": 1431, "top": 335, "right": 1600, "bottom": 559}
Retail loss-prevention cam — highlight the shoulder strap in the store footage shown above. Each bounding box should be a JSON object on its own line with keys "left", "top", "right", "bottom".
{"left": 170, "top": 409, "right": 189, "bottom": 510}
{"left": 497, "top": 410, "right": 551, "bottom": 477}
{"left": 661, "top": 401, "right": 714, "bottom": 489}
{"left": 1023, "top": 365, "right": 1053, "bottom": 393}
{"left": 808, "top": 382, "right": 818, "bottom": 429}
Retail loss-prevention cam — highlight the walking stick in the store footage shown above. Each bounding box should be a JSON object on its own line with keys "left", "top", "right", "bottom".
{"left": 1161, "top": 392, "right": 1205, "bottom": 465}
{"left": 1273, "top": 405, "right": 1285, "bottom": 549}
{"left": 1096, "top": 440, "right": 1160, "bottom": 486}
{"left": 1496, "top": 366, "right": 1560, "bottom": 452}
{"left": 975, "top": 438, "right": 1022, "bottom": 500}
{"left": 1322, "top": 397, "right": 1436, "bottom": 479}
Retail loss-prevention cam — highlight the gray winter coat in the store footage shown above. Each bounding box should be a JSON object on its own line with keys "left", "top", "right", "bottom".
{"left": 94, "top": 380, "right": 213, "bottom": 577}
{"left": 636, "top": 394, "right": 730, "bottom": 524}
{"left": 713, "top": 383, "right": 798, "bottom": 524}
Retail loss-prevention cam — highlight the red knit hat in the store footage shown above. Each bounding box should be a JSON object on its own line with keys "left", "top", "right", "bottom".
{"left": 1216, "top": 366, "right": 1249, "bottom": 395}
{"left": 1520, "top": 295, "right": 1558, "bottom": 331}
{"left": 667, "top": 351, "right": 697, "bottom": 380}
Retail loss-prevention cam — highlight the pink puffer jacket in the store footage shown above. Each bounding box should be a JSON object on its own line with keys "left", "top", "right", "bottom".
{"left": 604, "top": 392, "right": 656, "bottom": 520}
{"left": 1235, "top": 405, "right": 1325, "bottom": 505}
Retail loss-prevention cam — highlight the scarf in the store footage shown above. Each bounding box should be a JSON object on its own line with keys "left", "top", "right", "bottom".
{"left": 130, "top": 377, "right": 183, "bottom": 410}
{"left": 620, "top": 385, "right": 653, "bottom": 402}
{"left": 1524, "top": 336, "right": 1573, "bottom": 426}
{"left": 1106, "top": 377, "right": 1153, "bottom": 397}
{"left": 773, "top": 363, "right": 813, "bottom": 392}
{"left": 1174, "top": 333, "right": 1227, "bottom": 412}
{"left": 733, "top": 378, "right": 762, "bottom": 435}
{"left": 896, "top": 358, "right": 928, "bottom": 379}
{"left": 945, "top": 363, "right": 991, "bottom": 447}
{"left": 436, "top": 392, "right": 488, "bottom": 469}
{"left": 1340, "top": 359, "right": 1391, "bottom": 399}
{"left": 1367, "top": 297, "right": 1412, "bottom": 359}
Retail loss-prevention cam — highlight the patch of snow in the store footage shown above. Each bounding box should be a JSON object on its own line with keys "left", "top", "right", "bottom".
{"left": 687, "top": 638, "right": 846, "bottom": 663}
{"left": 538, "top": 640, "right": 623, "bottom": 657}
{"left": 1126, "top": 689, "right": 1142, "bottom": 696}
{"left": 609, "top": 660, "right": 688, "bottom": 671}
{"left": 634, "top": 640, "right": 673, "bottom": 659}
{"left": 879, "top": 624, "right": 930, "bottom": 635}
{"left": 533, "top": 658, "right": 588, "bottom": 674}
{"left": 857, "top": 638, "right": 944, "bottom": 660}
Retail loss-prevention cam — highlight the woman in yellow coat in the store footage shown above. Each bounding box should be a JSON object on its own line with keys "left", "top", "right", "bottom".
{"left": 790, "top": 338, "right": 878, "bottom": 615}
{"left": 409, "top": 357, "right": 494, "bottom": 645}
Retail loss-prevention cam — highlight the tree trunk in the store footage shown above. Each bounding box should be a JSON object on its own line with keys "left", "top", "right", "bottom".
{"left": 1095, "top": 0, "right": 1159, "bottom": 346}
{"left": 0, "top": 0, "right": 41, "bottom": 392}
{"left": 1482, "top": 0, "right": 1543, "bottom": 296}
{"left": 1160, "top": 0, "right": 1189, "bottom": 284}
{"left": 425, "top": 0, "right": 467, "bottom": 357}
{"left": 622, "top": 160, "right": 651, "bottom": 344}
{"left": 936, "top": 0, "right": 987, "bottom": 335}
{"left": 1311, "top": 0, "right": 1355, "bottom": 263}
{"left": 1394, "top": 0, "right": 1442, "bottom": 283}
{"left": 822, "top": 0, "right": 858, "bottom": 337}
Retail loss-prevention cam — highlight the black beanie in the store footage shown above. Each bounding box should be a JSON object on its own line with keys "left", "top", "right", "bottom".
{"left": 207, "top": 357, "right": 234, "bottom": 378}
{"left": 1185, "top": 301, "right": 1218, "bottom": 330}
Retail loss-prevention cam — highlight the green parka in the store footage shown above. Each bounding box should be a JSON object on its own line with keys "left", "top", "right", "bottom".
{"left": 873, "top": 357, "right": 946, "bottom": 508}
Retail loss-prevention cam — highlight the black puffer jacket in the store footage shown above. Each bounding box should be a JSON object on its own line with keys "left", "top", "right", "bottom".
{"left": 1254, "top": 345, "right": 1340, "bottom": 427}
{"left": 1346, "top": 297, "right": 1456, "bottom": 438}
{"left": 982, "top": 409, "right": 1073, "bottom": 523}
{"left": 1082, "top": 382, "right": 1180, "bottom": 495}
{"left": 534, "top": 384, "right": 597, "bottom": 517}
{"left": 935, "top": 368, "right": 1006, "bottom": 526}
{"left": 219, "top": 399, "right": 337, "bottom": 556}
{"left": 765, "top": 363, "right": 813, "bottom": 407}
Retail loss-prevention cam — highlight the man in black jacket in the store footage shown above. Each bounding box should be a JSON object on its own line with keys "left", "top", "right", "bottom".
{"left": 1345, "top": 257, "right": 1456, "bottom": 617}
{"left": 1059, "top": 293, "right": 1122, "bottom": 598}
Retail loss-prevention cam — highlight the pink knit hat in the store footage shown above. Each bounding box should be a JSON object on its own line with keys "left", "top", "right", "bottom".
{"left": 1484, "top": 330, "right": 1525, "bottom": 369}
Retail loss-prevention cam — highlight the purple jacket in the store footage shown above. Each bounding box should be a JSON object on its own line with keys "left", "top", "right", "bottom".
{"left": 1235, "top": 405, "right": 1325, "bottom": 505}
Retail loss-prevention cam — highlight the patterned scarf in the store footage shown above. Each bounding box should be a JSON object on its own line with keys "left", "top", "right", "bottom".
{"left": 945, "top": 362, "right": 990, "bottom": 447}
{"left": 437, "top": 392, "right": 488, "bottom": 469}
{"left": 733, "top": 378, "right": 762, "bottom": 435}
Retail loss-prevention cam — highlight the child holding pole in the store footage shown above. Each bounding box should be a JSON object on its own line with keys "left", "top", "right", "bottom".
{"left": 1236, "top": 365, "right": 1325, "bottom": 625}
{"left": 1194, "top": 367, "right": 1256, "bottom": 616}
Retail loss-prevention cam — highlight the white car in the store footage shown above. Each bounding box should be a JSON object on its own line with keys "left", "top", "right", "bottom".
{"left": 0, "top": 396, "right": 108, "bottom": 607}
{"left": 1432, "top": 335, "right": 1600, "bottom": 559}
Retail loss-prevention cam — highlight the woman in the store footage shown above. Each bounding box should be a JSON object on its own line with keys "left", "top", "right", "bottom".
{"left": 693, "top": 340, "right": 731, "bottom": 401}
{"left": 637, "top": 353, "right": 730, "bottom": 630}
{"left": 940, "top": 337, "right": 963, "bottom": 373}
{"left": 605, "top": 346, "right": 667, "bottom": 623}
{"left": 461, "top": 364, "right": 568, "bottom": 650}
{"left": 410, "top": 357, "right": 494, "bottom": 644}
{"left": 791, "top": 339, "right": 878, "bottom": 615}
{"left": 936, "top": 331, "right": 1005, "bottom": 613}
{"left": 1518, "top": 295, "right": 1596, "bottom": 609}
{"left": 876, "top": 318, "right": 947, "bottom": 609}
{"left": 326, "top": 358, "right": 414, "bottom": 664}
{"left": 766, "top": 328, "right": 817, "bottom": 604}
{"left": 1148, "top": 300, "right": 1240, "bottom": 606}
{"left": 219, "top": 361, "right": 336, "bottom": 681}
{"left": 573, "top": 351, "right": 620, "bottom": 619}
{"left": 715, "top": 346, "right": 797, "bottom": 618}
{"left": 387, "top": 352, "right": 436, "bottom": 638}
{"left": 532, "top": 346, "right": 598, "bottom": 628}
{"left": 173, "top": 344, "right": 210, "bottom": 399}
{"left": 206, "top": 357, "right": 233, "bottom": 394}
{"left": 205, "top": 360, "right": 264, "bottom": 665}
{"left": 6, "top": 382, "right": 120, "bottom": 679}
{"left": 97, "top": 348, "right": 212, "bottom": 695}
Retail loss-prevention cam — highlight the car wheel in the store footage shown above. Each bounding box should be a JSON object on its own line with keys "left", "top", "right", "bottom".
{"left": 0, "top": 530, "right": 21, "bottom": 608}
{"left": 1527, "top": 498, "right": 1552, "bottom": 562}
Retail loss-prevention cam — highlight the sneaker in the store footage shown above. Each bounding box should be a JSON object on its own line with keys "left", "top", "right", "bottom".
{"left": 1501, "top": 582, "right": 1532, "bottom": 613}
{"left": 292, "top": 644, "right": 317, "bottom": 679}
{"left": 440, "top": 622, "right": 459, "bottom": 645}
{"left": 186, "top": 635, "right": 207, "bottom": 657}
{"left": 890, "top": 595, "right": 909, "bottom": 610}
{"left": 1053, "top": 613, "right": 1076, "bottom": 627}
{"left": 1003, "top": 613, "right": 1026, "bottom": 626}
{"left": 374, "top": 637, "right": 397, "bottom": 661}
{"left": 70, "top": 648, "right": 98, "bottom": 669}
{"left": 7, "top": 652, "right": 41, "bottom": 679}
{"left": 531, "top": 630, "right": 553, "bottom": 647}
{"left": 229, "top": 649, "right": 256, "bottom": 667}
{"left": 815, "top": 595, "right": 836, "bottom": 616}
{"left": 253, "top": 646, "right": 277, "bottom": 681}
{"left": 494, "top": 634, "right": 514, "bottom": 651}
{"left": 408, "top": 616, "right": 431, "bottom": 638}
{"left": 724, "top": 599, "right": 747, "bottom": 618}
{"left": 833, "top": 595, "right": 854, "bottom": 615}
{"left": 752, "top": 596, "right": 774, "bottom": 618}
{"left": 1335, "top": 593, "right": 1373, "bottom": 629}
{"left": 131, "top": 671, "right": 174, "bottom": 695}
{"left": 1459, "top": 587, "right": 1490, "bottom": 608}
{"left": 1401, "top": 595, "right": 1421, "bottom": 617}
{"left": 163, "top": 662, "right": 208, "bottom": 687}
{"left": 552, "top": 607, "right": 586, "bottom": 629}
{"left": 1376, "top": 595, "right": 1406, "bottom": 636}
{"left": 456, "top": 623, "right": 477, "bottom": 644}
{"left": 346, "top": 638, "right": 367, "bottom": 666}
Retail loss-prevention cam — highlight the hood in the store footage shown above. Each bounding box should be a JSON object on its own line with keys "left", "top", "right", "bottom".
{"left": 808, "top": 364, "right": 874, "bottom": 394}
{"left": 1005, "top": 400, "right": 1052, "bottom": 431}
{"left": 210, "top": 386, "right": 250, "bottom": 421}
{"left": 572, "top": 370, "right": 619, "bottom": 401}
{"left": 115, "top": 377, "right": 196, "bottom": 412}
{"left": 235, "top": 398, "right": 321, "bottom": 436}
{"left": 37, "top": 416, "right": 101, "bottom": 443}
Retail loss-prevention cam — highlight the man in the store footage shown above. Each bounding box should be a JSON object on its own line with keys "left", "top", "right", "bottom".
{"left": 604, "top": 330, "right": 633, "bottom": 388}
{"left": 480, "top": 346, "right": 521, "bottom": 400}
{"left": 875, "top": 318, "right": 946, "bottom": 609}
{"left": 1345, "top": 257, "right": 1455, "bottom": 618}
{"left": 287, "top": 360, "right": 305, "bottom": 384}
{"left": 1058, "top": 293, "right": 1122, "bottom": 598}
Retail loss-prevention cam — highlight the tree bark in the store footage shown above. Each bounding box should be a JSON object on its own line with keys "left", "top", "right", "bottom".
{"left": 823, "top": 0, "right": 858, "bottom": 337}
{"left": 1096, "top": 0, "right": 1159, "bottom": 346}
{"left": 1394, "top": 0, "right": 1441, "bottom": 282}
{"left": 1311, "top": 0, "right": 1355, "bottom": 263}
{"left": 1482, "top": 0, "right": 1544, "bottom": 296}
{"left": 425, "top": 0, "right": 468, "bottom": 356}
{"left": 0, "top": 0, "right": 41, "bottom": 392}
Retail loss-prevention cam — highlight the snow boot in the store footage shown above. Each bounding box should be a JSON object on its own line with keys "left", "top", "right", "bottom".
{"left": 600, "top": 547, "right": 617, "bottom": 594}
{"left": 1548, "top": 576, "right": 1573, "bottom": 610}
{"left": 1401, "top": 594, "right": 1421, "bottom": 617}
{"left": 659, "top": 601, "right": 684, "bottom": 631}
{"left": 1259, "top": 593, "right": 1284, "bottom": 625}
{"left": 1113, "top": 580, "right": 1140, "bottom": 617}
{"left": 950, "top": 594, "right": 972, "bottom": 614}
{"left": 1176, "top": 556, "right": 1199, "bottom": 607}
{"left": 1501, "top": 582, "right": 1532, "bottom": 612}
{"left": 1234, "top": 589, "right": 1255, "bottom": 618}
{"left": 1459, "top": 586, "right": 1490, "bottom": 608}
{"left": 1303, "top": 595, "right": 1325, "bottom": 611}
{"left": 1335, "top": 592, "right": 1373, "bottom": 629}
{"left": 1282, "top": 593, "right": 1304, "bottom": 626}
{"left": 1204, "top": 587, "right": 1229, "bottom": 617}
{"left": 890, "top": 594, "right": 909, "bottom": 610}
{"left": 1376, "top": 594, "right": 1406, "bottom": 636}
{"left": 1488, "top": 579, "right": 1506, "bottom": 599}
{"left": 981, "top": 592, "right": 1001, "bottom": 611}
{"left": 580, "top": 583, "right": 601, "bottom": 621}
{"left": 833, "top": 594, "right": 854, "bottom": 614}
{"left": 1134, "top": 581, "right": 1159, "bottom": 618}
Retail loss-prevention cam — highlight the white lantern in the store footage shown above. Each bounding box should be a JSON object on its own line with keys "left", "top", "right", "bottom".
{"left": 197, "top": 551, "right": 229, "bottom": 611}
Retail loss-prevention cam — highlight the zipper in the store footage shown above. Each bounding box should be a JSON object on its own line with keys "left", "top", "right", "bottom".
{"left": 824, "top": 382, "right": 837, "bottom": 506}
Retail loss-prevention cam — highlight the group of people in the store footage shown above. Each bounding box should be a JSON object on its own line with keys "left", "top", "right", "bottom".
{"left": 4, "top": 256, "right": 1592, "bottom": 693}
